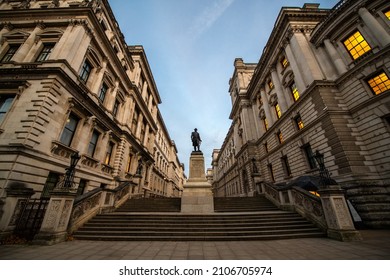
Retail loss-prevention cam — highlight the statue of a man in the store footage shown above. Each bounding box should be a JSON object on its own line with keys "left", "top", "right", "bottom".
{"left": 191, "top": 128, "right": 202, "bottom": 152}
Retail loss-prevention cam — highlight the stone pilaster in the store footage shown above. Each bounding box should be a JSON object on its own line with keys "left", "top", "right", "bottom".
{"left": 318, "top": 185, "right": 362, "bottom": 241}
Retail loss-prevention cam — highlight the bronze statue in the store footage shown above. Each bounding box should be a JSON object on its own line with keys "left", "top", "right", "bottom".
{"left": 191, "top": 128, "right": 202, "bottom": 152}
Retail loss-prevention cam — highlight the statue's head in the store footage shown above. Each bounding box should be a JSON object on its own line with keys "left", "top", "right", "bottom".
{"left": 194, "top": 128, "right": 197, "bottom": 131}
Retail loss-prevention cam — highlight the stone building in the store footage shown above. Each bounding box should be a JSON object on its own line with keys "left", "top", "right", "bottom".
{"left": 212, "top": 0, "right": 390, "bottom": 228}
{"left": 0, "top": 0, "right": 185, "bottom": 237}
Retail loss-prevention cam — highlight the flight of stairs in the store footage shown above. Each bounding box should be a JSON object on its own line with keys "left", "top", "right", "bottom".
{"left": 72, "top": 196, "right": 326, "bottom": 241}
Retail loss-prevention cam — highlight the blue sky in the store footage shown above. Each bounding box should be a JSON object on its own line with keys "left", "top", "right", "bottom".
{"left": 109, "top": 0, "right": 339, "bottom": 173}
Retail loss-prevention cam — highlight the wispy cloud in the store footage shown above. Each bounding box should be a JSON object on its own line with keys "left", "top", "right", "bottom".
{"left": 188, "top": 0, "right": 235, "bottom": 40}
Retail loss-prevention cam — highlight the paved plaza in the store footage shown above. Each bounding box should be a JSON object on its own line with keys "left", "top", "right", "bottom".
{"left": 1, "top": 230, "right": 389, "bottom": 260}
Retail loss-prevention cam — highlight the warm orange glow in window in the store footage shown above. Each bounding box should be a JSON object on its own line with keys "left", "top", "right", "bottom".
{"left": 277, "top": 131, "right": 283, "bottom": 143}
{"left": 343, "top": 31, "right": 371, "bottom": 60}
{"left": 295, "top": 115, "right": 304, "bottom": 130}
{"left": 385, "top": 10, "right": 390, "bottom": 20}
{"left": 268, "top": 80, "right": 274, "bottom": 89}
{"left": 275, "top": 103, "right": 282, "bottom": 119}
{"left": 368, "top": 72, "right": 390, "bottom": 95}
{"left": 263, "top": 118, "right": 268, "bottom": 131}
{"left": 281, "top": 56, "right": 288, "bottom": 68}
{"left": 290, "top": 82, "right": 300, "bottom": 101}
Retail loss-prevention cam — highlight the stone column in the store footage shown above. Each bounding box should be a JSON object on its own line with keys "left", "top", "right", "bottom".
{"left": 318, "top": 185, "right": 362, "bottom": 241}
{"left": 324, "top": 39, "right": 348, "bottom": 75}
{"left": 359, "top": 7, "right": 390, "bottom": 47}
{"left": 260, "top": 87, "right": 274, "bottom": 126}
{"left": 181, "top": 152, "right": 214, "bottom": 213}
{"left": 33, "top": 189, "right": 76, "bottom": 245}
{"left": 284, "top": 43, "right": 306, "bottom": 93}
{"left": 270, "top": 67, "right": 288, "bottom": 112}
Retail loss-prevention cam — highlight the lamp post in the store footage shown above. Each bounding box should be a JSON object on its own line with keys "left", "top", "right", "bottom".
{"left": 313, "top": 150, "right": 331, "bottom": 189}
{"left": 58, "top": 152, "right": 81, "bottom": 191}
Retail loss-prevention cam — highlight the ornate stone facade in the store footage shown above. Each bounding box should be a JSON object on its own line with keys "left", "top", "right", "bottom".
{"left": 212, "top": 0, "right": 390, "bottom": 227}
{"left": 0, "top": 0, "right": 185, "bottom": 219}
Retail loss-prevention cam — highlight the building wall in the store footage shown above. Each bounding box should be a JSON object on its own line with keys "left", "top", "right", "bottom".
{"left": 213, "top": 0, "right": 390, "bottom": 203}
{"left": 0, "top": 0, "right": 185, "bottom": 199}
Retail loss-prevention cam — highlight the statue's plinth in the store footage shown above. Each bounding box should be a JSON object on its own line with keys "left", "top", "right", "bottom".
{"left": 181, "top": 152, "right": 214, "bottom": 213}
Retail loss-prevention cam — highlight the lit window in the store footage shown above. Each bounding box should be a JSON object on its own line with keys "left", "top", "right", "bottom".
{"left": 343, "top": 31, "right": 371, "bottom": 60}
{"left": 290, "top": 82, "right": 300, "bottom": 102}
{"left": 59, "top": 113, "right": 79, "bottom": 146}
{"left": 79, "top": 60, "right": 92, "bottom": 83}
{"left": 294, "top": 115, "right": 304, "bottom": 130}
{"left": 1, "top": 45, "right": 19, "bottom": 62}
{"left": 126, "top": 154, "right": 132, "bottom": 173}
{"left": 105, "top": 142, "right": 114, "bottom": 165}
{"left": 385, "top": 10, "right": 390, "bottom": 20}
{"left": 98, "top": 83, "right": 108, "bottom": 102}
{"left": 36, "top": 43, "right": 54, "bottom": 62}
{"left": 268, "top": 80, "right": 274, "bottom": 90}
{"left": 263, "top": 118, "right": 268, "bottom": 131}
{"left": 0, "top": 94, "right": 15, "bottom": 123}
{"left": 368, "top": 72, "right": 390, "bottom": 95}
{"left": 277, "top": 130, "right": 283, "bottom": 143}
{"left": 275, "top": 103, "right": 282, "bottom": 119}
{"left": 281, "top": 56, "right": 288, "bottom": 68}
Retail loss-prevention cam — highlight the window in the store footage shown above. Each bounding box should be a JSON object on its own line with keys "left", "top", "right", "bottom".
{"left": 36, "top": 43, "right": 54, "bottom": 62}
{"left": 294, "top": 114, "right": 304, "bottom": 130}
{"left": 343, "top": 31, "right": 371, "bottom": 60}
{"left": 290, "top": 82, "right": 300, "bottom": 102}
{"left": 77, "top": 179, "right": 87, "bottom": 196}
{"left": 281, "top": 155, "right": 292, "bottom": 177}
{"left": 276, "top": 130, "right": 283, "bottom": 144}
{"left": 98, "top": 83, "right": 108, "bottom": 102}
{"left": 263, "top": 118, "right": 268, "bottom": 131}
{"left": 41, "top": 172, "right": 60, "bottom": 198}
{"left": 264, "top": 142, "right": 268, "bottom": 153}
{"left": 267, "top": 164, "right": 275, "bottom": 182}
{"left": 1, "top": 45, "right": 19, "bottom": 62}
{"left": 385, "top": 10, "right": 390, "bottom": 20}
{"left": 59, "top": 113, "right": 79, "bottom": 146}
{"left": 281, "top": 56, "right": 288, "bottom": 68}
{"left": 268, "top": 79, "right": 274, "bottom": 90}
{"left": 303, "top": 144, "right": 317, "bottom": 169}
{"left": 112, "top": 99, "right": 120, "bottom": 117}
{"left": 275, "top": 103, "right": 282, "bottom": 119}
{"left": 126, "top": 154, "right": 133, "bottom": 173}
{"left": 367, "top": 72, "right": 390, "bottom": 95}
{"left": 104, "top": 142, "right": 114, "bottom": 165}
{"left": 0, "top": 94, "right": 15, "bottom": 123}
{"left": 79, "top": 60, "right": 92, "bottom": 83}
{"left": 87, "top": 130, "right": 100, "bottom": 157}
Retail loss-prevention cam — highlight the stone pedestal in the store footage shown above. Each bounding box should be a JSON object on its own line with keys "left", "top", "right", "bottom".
{"left": 319, "top": 185, "right": 362, "bottom": 241}
{"left": 33, "top": 190, "right": 76, "bottom": 245}
{"left": 181, "top": 152, "right": 214, "bottom": 213}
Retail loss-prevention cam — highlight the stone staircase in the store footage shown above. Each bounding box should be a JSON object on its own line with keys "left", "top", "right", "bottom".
{"left": 73, "top": 196, "right": 326, "bottom": 241}
{"left": 214, "top": 196, "right": 279, "bottom": 212}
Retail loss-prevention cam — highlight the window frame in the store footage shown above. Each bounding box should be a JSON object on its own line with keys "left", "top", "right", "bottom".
{"left": 104, "top": 141, "right": 114, "bottom": 165}
{"left": 294, "top": 114, "right": 304, "bottom": 130}
{"left": 0, "top": 94, "right": 16, "bottom": 124}
{"left": 1, "top": 44, "right": 20, "bottom": 62}
{"left": 302, "top": 143, "right": 317, "bottom": 170}
{"left": 79, "top": 59, "right": 93, "bottom": 83}
{"left": 281, "top": 155, "right": 292, "bottom": 177}
{"left": 367, "top": 71, "right": 390, "bottom": 95}
{"left": 87, "top": 129, "right": 100, "bottom": 157}
{"left": 35, "top": 43, "right": 55, "bottom": 62}
{"left": 59, "top": 113, "right": 80, "bottom": 147}
{"left": 343, "top": 30, "right": 372, "bottom": 61}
